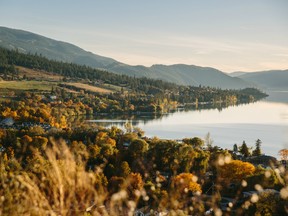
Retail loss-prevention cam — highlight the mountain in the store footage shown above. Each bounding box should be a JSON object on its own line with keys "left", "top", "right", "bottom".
{"left": 228, "top": 72, "right": 248, "bottom": 77}
{"left": 237, "top": 70, "right": 288, "bottom": 90}
{"left": 0, "top": 26, "right": 119, "bottom": 69}
{"left": 0, "top": 26, "right": 250, "bottom": 89}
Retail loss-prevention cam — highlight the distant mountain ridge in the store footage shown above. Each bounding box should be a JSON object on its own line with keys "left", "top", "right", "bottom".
{"left": 1, "top": 26, "right": 285, "bottom": 89}
{"left": 237, "top": 70, "right": 288, "bottom": 90}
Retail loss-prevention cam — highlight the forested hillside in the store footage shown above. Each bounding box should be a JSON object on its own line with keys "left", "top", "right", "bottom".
{"left": 0, "top": 26, "right": 251, "bottom": 89}
{"left": 0, "top": 47, "right": 267, "bottom": 107}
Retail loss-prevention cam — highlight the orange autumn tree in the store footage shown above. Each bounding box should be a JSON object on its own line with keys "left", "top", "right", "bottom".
{"left": 278, "top": 149, "right": 288, "bottom": 160}
{"left": 218, "top": 160, "right": 255, "bottom": 183}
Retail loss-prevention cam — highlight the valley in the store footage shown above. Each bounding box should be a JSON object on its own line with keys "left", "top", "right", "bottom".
{"left": 0, "top": 23, "right": 287, "bottom": 215}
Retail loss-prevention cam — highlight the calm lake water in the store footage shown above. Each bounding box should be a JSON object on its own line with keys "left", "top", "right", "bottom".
{"left": 89, "top": 91, "right": 288, "bottom": 158}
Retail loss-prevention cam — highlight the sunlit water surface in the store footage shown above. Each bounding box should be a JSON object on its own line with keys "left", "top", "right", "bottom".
{"left": 89, "top": 91, "right": 288, "bottom": 158}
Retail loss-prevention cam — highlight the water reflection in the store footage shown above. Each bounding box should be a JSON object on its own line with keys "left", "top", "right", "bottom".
{"left": 83, "top": 92, "right": 287, "bottom": 157}
{"left": 81, "top": 100, "right": 256, "bottom": 128}
{"left": 264, "top": 90, "right": 288, "bottom": 104}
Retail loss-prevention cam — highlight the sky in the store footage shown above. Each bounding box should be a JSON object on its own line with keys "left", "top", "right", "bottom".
{"left": 0, "top": 0, "right": 288, "bottom": 72}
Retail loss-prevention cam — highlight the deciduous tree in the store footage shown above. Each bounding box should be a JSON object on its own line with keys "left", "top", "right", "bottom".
{"left": 182, "top": 137, "right": 204, "bottom": 148}
{"left": 218, "top": 160, "right": 255, "bottom": 183}
{"left": 171, "top": 173, "right": 202, "bottom": 194}
{"left": 278, "top": 149, "right": 288, "bottom": 160}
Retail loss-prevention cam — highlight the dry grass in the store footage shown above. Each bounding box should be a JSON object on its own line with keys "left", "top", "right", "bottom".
{"left": 16, "top": 66, "right": 63, "bottom": 81}
{"left": 0, "top": 80, "right": 55, "bottom": 91}
{"left": 0, "top": 139, "right": 108, "bottom": 216}
{"left": 66, "top": 83, "right": 113, "bottom": 94}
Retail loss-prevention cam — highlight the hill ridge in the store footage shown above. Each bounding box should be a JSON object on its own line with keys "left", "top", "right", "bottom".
{"left": 0, "top": 26, "right": 262, "bottom": 89}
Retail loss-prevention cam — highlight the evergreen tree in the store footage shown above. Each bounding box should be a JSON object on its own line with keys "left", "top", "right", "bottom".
{"left": 240, "top": 141, "right": 250, "bottom": 157}
{"left": 252, "top": 139, "right": 262, "bottom": 156}
{"left": 233, "top": 144, "right": 238, "bottom": 152}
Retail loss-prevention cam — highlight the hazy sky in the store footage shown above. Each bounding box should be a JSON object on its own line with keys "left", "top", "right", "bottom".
{"left": 0, "top": 0, "right": 287, "bottom": 72}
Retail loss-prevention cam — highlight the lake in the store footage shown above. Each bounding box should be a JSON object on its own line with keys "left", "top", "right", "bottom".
{"left": 88, "top": 91, "right": 288, "bottom": 158}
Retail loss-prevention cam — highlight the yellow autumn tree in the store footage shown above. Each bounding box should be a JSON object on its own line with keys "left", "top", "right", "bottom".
{"left": 218, "top": 160, "right": 255, "bottom": 183}
{"left": 169, "top": 173, "right": 203, "bottom": 211}
{"left": 172, "top": 173, "right": 202, "bottom": 193}
{"left": 95, "top": 131, "right": 116, "bottom": 147}
{"left": 59, "top": 115, "right": 67, "bottom": 128}
{"left": 1, "top": 107, "right": 11, "bottom": 117}
{"left": 95, "top": 131, "right": 107, "bottom": 144}
{"left": 127, "top": 172, "right": 144, "bottom": 199}
{"left": 1, "top": 107, "right": 18, "bottom": 119}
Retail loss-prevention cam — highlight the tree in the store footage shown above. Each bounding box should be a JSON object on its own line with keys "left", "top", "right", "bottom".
{"left": 128, "top": 172, "right": 144, "bottom": 191}
{"left": 239, "top": 141, "right": 250, "bottom": 157}
{"left": 172, "top": 173, "right": 201, "bottom": 192}
{"left": 246, "top": 168, "right": 279, "bottom": 191}
{"left": 246, "top": 190, "right": 286, "bottom": 216}
{"left": 182, "top": 137, "right": 204, "bottom": 148}
{"left": 171, "top": 173, "right": 202, "bottom": 198}
{"left": 124, "top": 121, "right": 133, "bottom": 133}
{"left": 28, "top": 126, "right": 45, "bottom": 136}
{"left": 218, "top": 160, "right": 255, "bottom": 183}
{"left": 127, "top": 173, "right": 144, "bottom": 199}
{"left": 32, "top": 136, "right": 48, "bottom": 150}
{"left": 252, "top": 139, "right": 262, "bottom": 156}
{"left": 118, "top": 161, "right": 131, "bottom": 178}
{"left": 233, "top": 144, "right": 238, "bottom": 152}
{"left": 278, "top": 149, "right": 288, "bottom": 160}
{"left": 100, "top": 144, "right": 115, "bottom": 159}
{"left": 204, "top": 132, "right": 213, "bottom": 149}
{"left": 21, "top": 135, "right": 33, "bottom": 144}
{"left": 108, "top": 176, "right": 125, "bottom": 194}
{"left": 133, "top": 127, "right": 145, "bottom": 137}
{"left": 128, "top": 139, "right": 149, "bottom": 159}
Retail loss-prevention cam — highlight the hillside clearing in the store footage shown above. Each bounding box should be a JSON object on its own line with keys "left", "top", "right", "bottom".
{"left": 16, "top": 66, "right": 64, "bottom": 81}
{"left": 0, "top": 80, "right": 55, "bottom": 91}
{"left": 65, "top": 82, "right": 113, "bottom": 94}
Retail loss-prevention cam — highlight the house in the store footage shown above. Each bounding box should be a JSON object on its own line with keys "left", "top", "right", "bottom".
{"left": 123, "top": 142, "right": 130, "bottom": 149}
{"left": 245, "top": 155, "right": 277, "bottom": 168}
{"left": 49, "top": 95, "right": 57, "bottom": 101}
{"left": 0, "top": 117, "right": 15, "bottom": 126}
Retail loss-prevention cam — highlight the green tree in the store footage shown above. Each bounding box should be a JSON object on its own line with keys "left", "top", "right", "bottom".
{"left": 252, "top": 139, "right": 262, "bottom": 156}
{"left": 118, "top": 161, "right": 131, "bottom": 178}
{"left": 246, "top": 190, "right": 286, "bottom": 216}
{"left": 240, "top": 141, "right": 250, "bottom": 157}
{"left": 233, "top": 144, "right": 238, "bottom": 152}
{"left": 182, "top": 137, "right": 204, "bottom": 148}
{"left": 128, "top": 139, "right": 149, "bottom": 159}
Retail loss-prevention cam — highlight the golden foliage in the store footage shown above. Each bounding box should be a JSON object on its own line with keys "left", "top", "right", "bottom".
{"left": 279, "top": 149, "right": 288, "bottom": 160}
{"left": 172, "top": 173, "right": 202, "bottom": 193}
{"left": 0, "top": 140, "right": 107, "bottom": 215}
{"left": 218, "top": 160, "right": 255, "bottom": 183}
